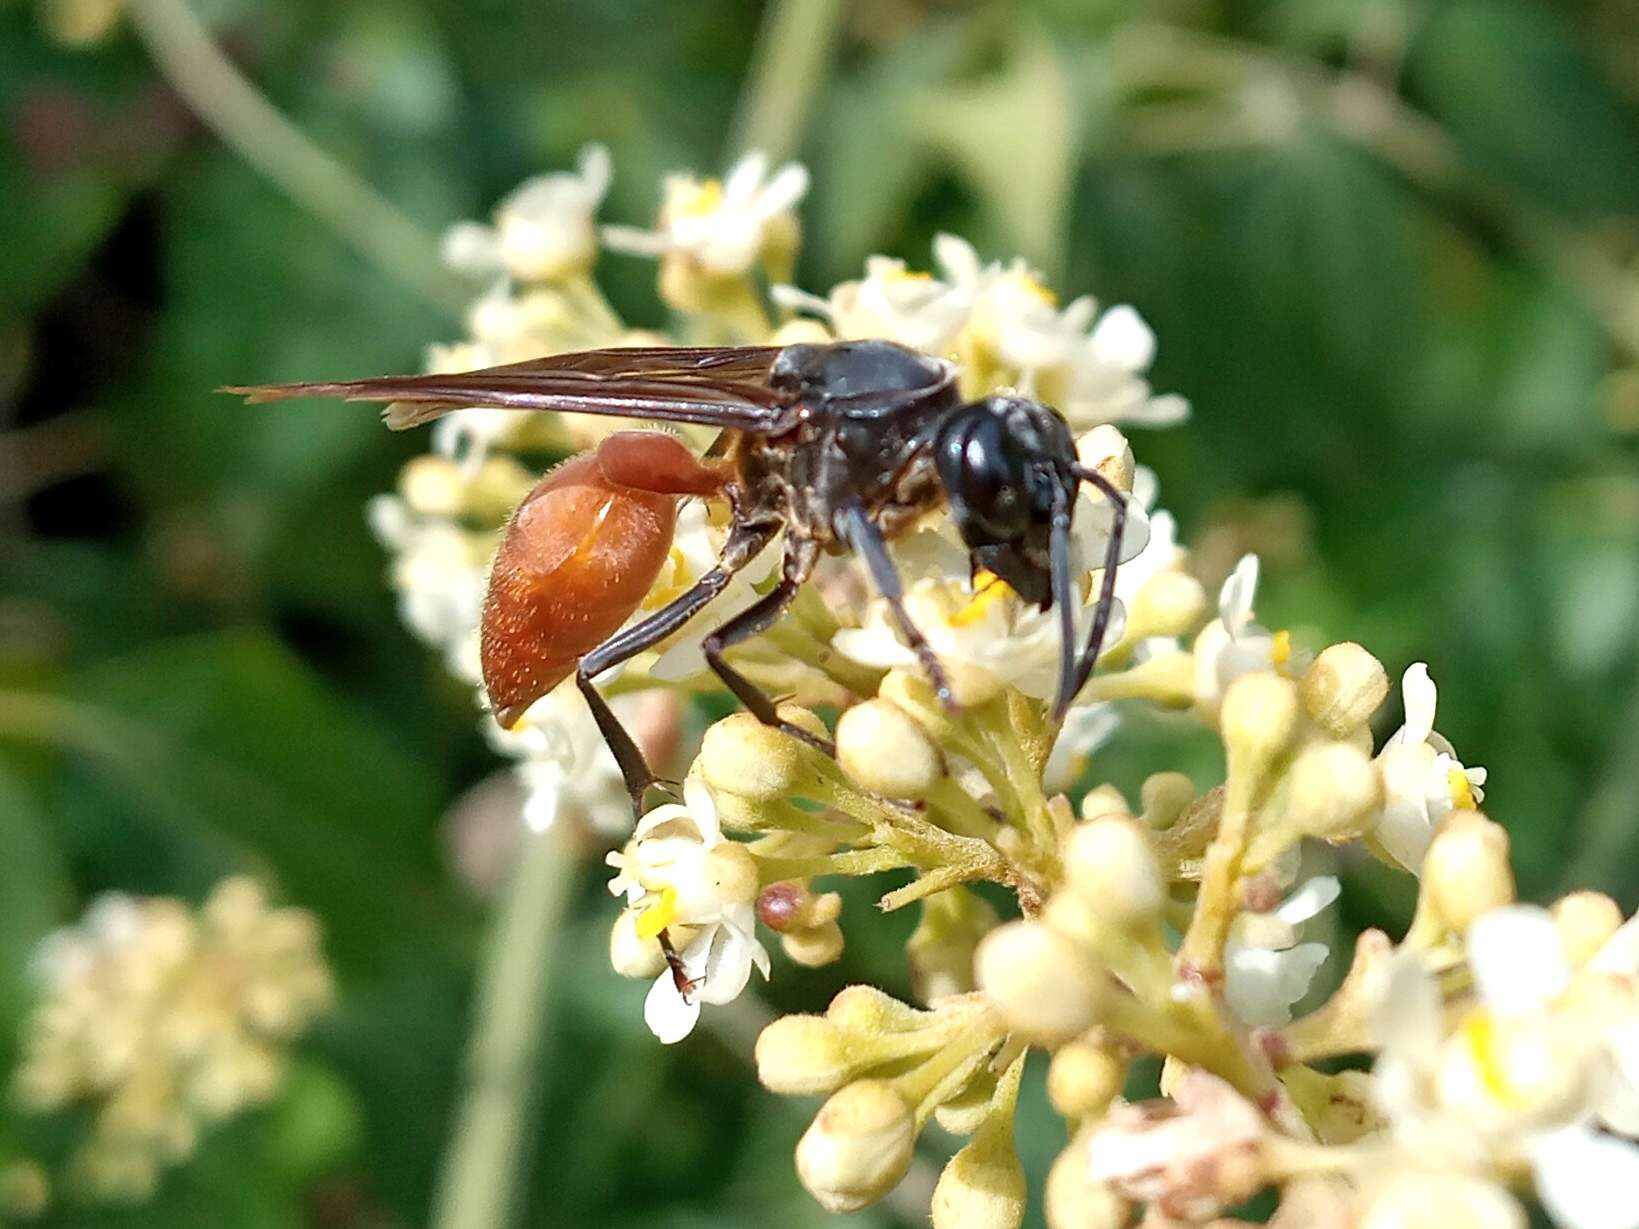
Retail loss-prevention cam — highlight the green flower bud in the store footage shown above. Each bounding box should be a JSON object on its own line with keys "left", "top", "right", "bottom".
{"left": 1063, "top": 816, "right": 1165, "bottom": 929}
{"left": 1221, "top": 671, "right": 1300, "bottom": 778}
{"left": 700, "top": 712, "right": 808, "bottom": 800}
{"left": 755, "top": 1014, "right": 855, "bottom": 1095}
{"left": 1047, "top": 1040, "right": 1126, "bottom": 1119}
{"left": 1422, "top": 810, "right": 1514, "bottom": 933}
{"left": 1286, "top": 741, "right": 1382, "bottom": 841}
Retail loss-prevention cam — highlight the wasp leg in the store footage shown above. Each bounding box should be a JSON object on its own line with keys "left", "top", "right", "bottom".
{"left": 578, "top": 522, "right": 779, "bottom": 812}
{"left": 701, "top": 541, "right": 836, "bottom": 758}
{"left": 1048, "top": 482, "right": 1079, "bottom": 721}
{"left": 658, "top": 929, "right": 698, "bottom": 1001}
{"left": 1062, "top": 464, "right": 1129, "bottom": 714}
{"left": 835, "top": 502, "right": 957, "bottom": 711}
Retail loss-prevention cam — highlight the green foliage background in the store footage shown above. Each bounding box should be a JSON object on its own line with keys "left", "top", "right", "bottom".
{"left": 2, "top": 0, "right": 1637, "bottom": 1225}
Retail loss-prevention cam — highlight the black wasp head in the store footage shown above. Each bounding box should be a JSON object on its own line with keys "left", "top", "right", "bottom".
{"left": 933, "top": 395, "right": 1080, "bottom": 607}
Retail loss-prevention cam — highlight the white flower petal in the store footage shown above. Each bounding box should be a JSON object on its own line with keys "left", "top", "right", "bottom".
{"left": 643, "top": 970, "right": 702, "bottom": 1044}
{"left": 1468, "top": 905, "right": 1572, "bottom": 1015}
{"left": 1276, "top": 876, "right": 1341, "bottom": 926}
{"left": 1527, "top": 1123, "right": 1639, "bottom": 1229}
{"left": 1397, "top": 663, "right": 1438, "bottom": 748}
{"left": 1087, "top": 304, "right": 1156, "bottom": 369}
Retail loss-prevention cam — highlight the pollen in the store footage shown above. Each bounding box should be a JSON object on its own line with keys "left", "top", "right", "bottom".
{"left": 949, "top": 571, "right": 1014, "bottom": 628}
{"left": 635, "top": 886, "right": 679, "bottom": 940}
{"left": 1270, "top": 629, "right": 1293, "bottom": 668}
{"left": 672, "top": 179, "right": 723, "bottom": 217}
{"left": 1448, "top": 768, "right": 1477, "bottom": 811}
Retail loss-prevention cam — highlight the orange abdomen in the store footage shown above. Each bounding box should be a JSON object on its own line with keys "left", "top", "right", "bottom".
{"left": 480, "top": 432, "right": 723, "bottom": 728}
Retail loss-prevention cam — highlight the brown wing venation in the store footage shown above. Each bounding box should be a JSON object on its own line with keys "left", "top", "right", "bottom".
{"left": 224, "top": 345, "right": 792, "bottom": 433}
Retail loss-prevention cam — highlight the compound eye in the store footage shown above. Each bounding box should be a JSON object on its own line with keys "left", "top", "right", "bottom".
{"left": 957, "top": 434, "right": 1031, "bottom": 541}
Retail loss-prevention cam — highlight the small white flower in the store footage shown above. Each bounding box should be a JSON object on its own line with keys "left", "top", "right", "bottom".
{"left": 1224, "top": 876, "right": 1339, "bottom": 1028}
{"left": 1373, "top": 663, "right": 1489, "bottom": 872}
{"left": 774, "top": 246, "right": 975, "bottom": 354}
{"left": 1057, "top": 304, "right": 1190, "bottom": 430}
{"left": 831, "top": 496, "right": 1150, "bottom": 706}
{"left": 603, "top": 151, "right": 808, "bottom": 278}
{"left": 365, "top": 494, "right": 489, "bottom": 683}
{"left": 1191, "top": 554, "right": 1293, "bottom": 718}
{"left": 484, "top": 682, "right": 637, "bottom": 837}
{"left": 606, "top": 777, "right": 770, "bottom": 1043}
{"left": 1373, "top": 906, "right": 1639, "bottom": 1228}
{"left": 443, "top": 144, "right": 612, "bottom": 283}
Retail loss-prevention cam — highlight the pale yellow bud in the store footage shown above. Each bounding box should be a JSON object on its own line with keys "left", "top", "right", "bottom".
{"left": 1063, "top": 816, "right": 1165, "bottom": 929}
{"left": 931, "top": 1125, "right": 1026, "bottom": 1229}
{"left": 1139, "top": 771, "right": 1195, "bottom": 829}
{"left": 608, "top": 910, "right": 668, "bottom": 980}
{"left": 836, "top": 699, "right": 943, "bottom": 798}
{"left": 466, "top": 455, "right": 537, "bottom": 523}
{"left": 397, "top": 455, "right": 467, "bottom": 518}
{"left": 704, "top": 841, "right": 760, "bottom": 905}
{"left": 1045, "top": 1137, "right": 1130, "bottom": 1229}
{"left": 1220, "top": 672, "right": 1300, "bottom": 774}
{"left": 826, "top": 984, "right": 930, "bottom": 1034}
{"left": 700, "top": 712, "right": 808, "bottom": 800}
{"left": 755, "top": 1014, "right": 854, "bottom": 1094}
{"left": 1300, "top": 642, "right": 1389, "bottom": 736}
{"left": 1128, "top": 571, "right": 1208, "bottom": 639}
{"left": 1422, "top": 810, "right": 1514, "bottom": 933}
{"left": 783, "top": 922, "right": 845, "bottom": 968}
{"left": 1359, "top": 1174, "right": 1525, "bottom": 1229}
{"left": 1079, "top": 783, "right": 1133, "bottom": 822}
{"left": 975, "top": 921, "right": 1104, "bottom": 1046}
{"left": 1076, "top": 426, "right": 1135, "bottom": 492}
{"left": 1047, "top": 1040, "right": 1126, "bottom": 1119}
{"left": 795, "top": 1080, "right": 917, "bottom": 1213}
{"left": 1286, "top": 741, "right": 1382, "bottom": 841}
{"left": 1553, "top": 891, "right": 1625, "bottom": 967}
{"left": 770, "top": 318, "right": 836, "bottom": 347}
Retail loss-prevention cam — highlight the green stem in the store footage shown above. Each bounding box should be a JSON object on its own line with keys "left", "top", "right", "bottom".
{"left": 728, "top": 0, "right": 847, "bottom": 163}
{"left": 428, "top": 823, "right": 575, "bottom": 1229}
{"left": 123, "top": 0, "right": 464, "bottom": 313}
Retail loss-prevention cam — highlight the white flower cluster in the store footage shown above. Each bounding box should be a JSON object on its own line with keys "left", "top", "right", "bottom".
{"left": 355, "top": 147, "right": 1631, "bottom": 1229}
{"left": 12, "top": 879, "right": 332, "bottom": 1203}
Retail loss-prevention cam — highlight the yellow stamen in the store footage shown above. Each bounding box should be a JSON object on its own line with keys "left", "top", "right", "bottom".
{"left": 949, "top": 570, "right": 1014, "bottom": 628}
{"left": 1449, "top": 768, "right": 1477, "bottom": 810}
{"left": 1459, "top": 1013, "right": 1526, "bottom": 1108}
{"left": 1270, "top": 629, "right": 1292, "bottom": 668}
{"left": 671, "top": 179, "right": 722, "bottom": 217}
{"left": 885, "top": 267, "right": 932, "bottom": 283}
{"left": 635, "top": 886, "right": 678, "bottom": 940}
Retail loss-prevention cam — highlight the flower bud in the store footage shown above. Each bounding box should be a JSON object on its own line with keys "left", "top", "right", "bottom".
{"left": 1286, "top": 741, "right": 1382, "bottom": 841}
{"left": 755, "top": 1014, "right": 855, "bottom": 1094}
{"left": 398, "top": 455, "right": 467, "bottom": 518}
{"left": 908, "top": 887, "right": 999, "bottom": 1003}
{"left": 700, "top": 712, "right": 807, "bottom": 800}
{"left": 827, "top": 984, "right": 931, "bottom": 1034}
{"left": 1047, "top": 1040, "right": 1126, "bottom": 1119}
{"left": 608, "top": 910, "right": 668, "bottom": 979}
{"left": 1359, "top": 1175, "right": 1525, "bottom": 1229}
{"left": 1139, "top": 772, "right": 1194, "bottom": 829}
{"left": 704, "top": 841, "right": 760, "bottom": 905}
{"left": 1300, "top": 642, "right": 1389, "bottom": 736}
{"left": 795, "top": 1080, "right": 917, "bottom": 1213}
{"left": 931, "top": 1125, "right": 1026, "bottom": 1229}
{"left": 1128, "top": 572, "right": 1208, "bottom": 640}
{"left": 1079, "top": 783, "right": 1133, "bottom": 822}
{"left": 1553, "top": 891, "right": 1624, "bottom": 967}
{"left": 1422, "top": 810, "right": 1514, "bottom": 933}
{"left": 1064, "top": 817, "right": 1165, "bottom": 929}
{"left": 783, "top": 922, "right": 845, "bottom": 968}
{"left": 836, "top": 699, "right": 943, "bottom": 799}
{"left": 466, "top": 455, "right": 538, "bottom": 524}
{"left": 975, "top": 921, "right": 1104, "bottom": 1046}
{"left": 1046, "top": 1136, "right": 1129, "bottom": 1229}
{"left": 1220, "top": 672, "right": 1300, "bottom": 775}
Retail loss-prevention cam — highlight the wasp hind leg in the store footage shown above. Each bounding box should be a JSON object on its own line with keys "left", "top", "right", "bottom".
{"left": 577, "top": 522, "right": 778, "bottom": 813}
{"left": 701, "top": 541, "right": 836, "bottom": 759}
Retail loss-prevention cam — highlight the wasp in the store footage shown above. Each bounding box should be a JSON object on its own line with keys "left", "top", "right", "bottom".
{"left": 231, "top": 339, "right": 1129, "bottom": 812}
